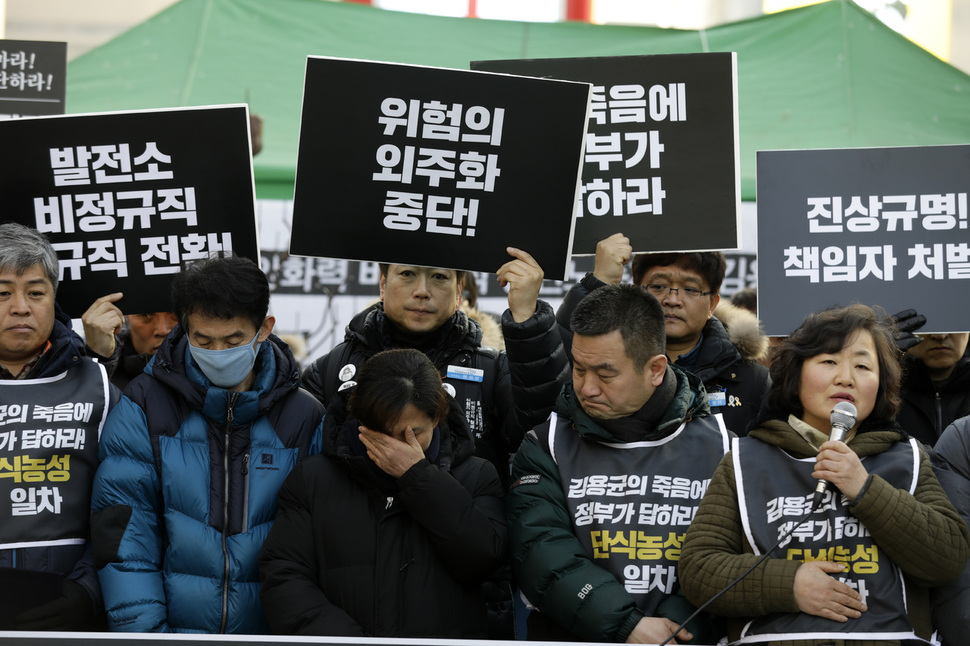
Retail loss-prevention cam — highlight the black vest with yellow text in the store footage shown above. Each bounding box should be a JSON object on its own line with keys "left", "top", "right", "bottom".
{"left": 734, "top": 435, "right": 923, "bottom": 643}
{"left": 548, "top": 411, "right": 730, "bottom": 617}
{"left": 0, "top": 359, "right": 108, "bottom": 548}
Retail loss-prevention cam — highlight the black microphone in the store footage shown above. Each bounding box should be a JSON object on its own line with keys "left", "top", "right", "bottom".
{"left": 812, "top": 401, "right": 858, "bottom": 506}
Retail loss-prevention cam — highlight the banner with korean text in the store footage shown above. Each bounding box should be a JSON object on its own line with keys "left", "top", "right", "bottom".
{"left": 757, "top": 145, "right": 970, "bottom": 335}
{"left": 1, "top": 104, "right": 259, "bottom": 316}
{"left": 472, "top": 53, "right": 741, "bottom": 255}
{"left": 288, "top": 56, "right": 590, "bottom": 281}
{"left": 0, "top": 40, "right": 66, "bottom": 119}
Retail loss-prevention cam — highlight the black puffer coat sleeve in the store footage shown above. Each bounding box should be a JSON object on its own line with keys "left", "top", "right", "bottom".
{"left": 397, "top": 457, "right": 508, "bottom": 583}
{"left": 554, "top": 272, "right": 607, "bottom": 358}
{"left": 258, "top": 460, "right": 367, "bottom": 636}
{"left": 300, "top": 355, "right": 331, "bottom": 406}
{"left": 501, "top": 299, "right": 570, "bottom": 453}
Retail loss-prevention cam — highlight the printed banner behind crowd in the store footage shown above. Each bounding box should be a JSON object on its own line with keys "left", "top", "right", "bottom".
{"left": 259, "top": 252, "right": 759, "bottom": 300}
{"left": 0, "top": 40, "right": 66, "bottom": 119}
{"left": 1, "top": 104, "right": 259, "bottom": 316}
{"left": 471, "top": 53, "right": 741, "bottom": 255}
{"left": 758, "top": 145, "right": 970, "bottom": 335}
{"left": 289, "top": 56, "right": 590, "bottom": 281}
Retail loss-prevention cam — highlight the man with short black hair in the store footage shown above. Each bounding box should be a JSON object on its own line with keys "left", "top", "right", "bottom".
{"left": 557, "top": 233, "right": 770, "bottom": 435}
{"left": 91, "top": 255, "right": 324, "bottom": 633}
{"left": 509, "top": 284, "right": 730, "bottom": 644}
{"left": 0, "top": 222, "right": 118, "bottom": 631}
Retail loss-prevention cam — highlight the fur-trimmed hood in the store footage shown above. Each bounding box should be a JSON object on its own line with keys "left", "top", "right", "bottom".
{"left": 713, "top": 300, "right": 769, "bottom": 362}
{"left": 462, "top": 304, "right": 505, "bottom": 351}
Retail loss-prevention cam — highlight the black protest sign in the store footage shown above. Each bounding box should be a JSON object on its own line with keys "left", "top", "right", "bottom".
{"left": 0, "top": 40, "right": 66, "bottom": 118}
{"left": 289, "top": 56, "right": 590, "bottom": 281}
{"left": 757, "top": 145, "right": 970, "bottom": 335}
{"left": 472, "top": 53, "right": 740, "bottom": 256}
{"left": 0, "top": 105, "right": 258, "bottom": 316}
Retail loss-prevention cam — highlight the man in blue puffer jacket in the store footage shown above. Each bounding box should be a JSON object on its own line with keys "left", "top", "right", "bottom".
{"left": 91, "top": 256, "right": 324, "bottom": 633}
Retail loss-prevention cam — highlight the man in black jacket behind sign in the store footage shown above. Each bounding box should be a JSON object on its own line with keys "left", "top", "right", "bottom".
{"left": 301, "top": 248, "right": 570, "bottom": 487}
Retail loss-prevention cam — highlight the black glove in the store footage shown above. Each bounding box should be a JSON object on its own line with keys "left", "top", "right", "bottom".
{"left": 889, "top": 309, "right": 926, "bottom": 352}
{"left": 16, "top": 579, "right": 95, "bottom": 631}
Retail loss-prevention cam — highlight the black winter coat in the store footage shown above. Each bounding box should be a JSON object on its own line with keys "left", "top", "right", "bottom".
{"left": 258, "top": 392, "right": 508, "bottom": 637}
{"left": 899, "top": 352, "right": 970, "bottom": 446}
{"left": 107, "top": 329, "right": 151, "bottom": 391}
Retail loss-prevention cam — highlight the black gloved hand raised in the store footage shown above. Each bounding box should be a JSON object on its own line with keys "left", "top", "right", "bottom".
{"left": 16, "top": 579, "right": 95, "bottom": 631}
{"left": 889, "top": 309, "right": 926, "bottom": 352}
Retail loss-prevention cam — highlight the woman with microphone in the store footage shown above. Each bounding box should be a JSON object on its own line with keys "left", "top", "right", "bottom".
{"left": 679, "top": 303, "right": 968, "bottom": 644}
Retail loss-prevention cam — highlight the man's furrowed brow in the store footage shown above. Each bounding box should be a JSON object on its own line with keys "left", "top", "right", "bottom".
{"left": 576, "top": 360, "right": 619, "bottom": 373}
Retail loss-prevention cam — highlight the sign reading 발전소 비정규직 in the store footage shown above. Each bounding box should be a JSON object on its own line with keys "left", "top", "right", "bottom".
{"left": 0, "top": 39, "right": 66, "bottom": 119}
{"left": 0, "top": 104, "right": 260, "bottom": 317}
{"left": 471, "top": 53, "right": 741, "bottom": 256}
{"left": 288, "top": 56, "right": 591, "bottom": 282}
{"left": 757, "top": 144, "right": 970, "bottom": 335}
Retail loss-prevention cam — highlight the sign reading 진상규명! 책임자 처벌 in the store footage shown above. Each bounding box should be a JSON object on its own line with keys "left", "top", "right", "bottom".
{"left": 757, "top": 144, "right": 970, "bottom": 335}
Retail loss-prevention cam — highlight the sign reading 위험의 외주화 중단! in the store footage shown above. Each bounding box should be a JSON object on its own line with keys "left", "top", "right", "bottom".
{"left": 0, "top": 39, "right": 66, "bottom": 119}
{"left": 288, "top": 56, "right": 591, "bottom": 282}
{"left": 471, "top": 53, "right": 741, "bottom": 256}
{"left": 757, "top": 145, "right": 970, "bottom": 336}
{"left": 0, "top": 104, "right": 260, "bottom": 317}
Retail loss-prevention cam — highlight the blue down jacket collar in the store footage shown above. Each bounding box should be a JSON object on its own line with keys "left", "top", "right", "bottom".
{"left": 145, "top": 324, "right": 301, "bottom": 425}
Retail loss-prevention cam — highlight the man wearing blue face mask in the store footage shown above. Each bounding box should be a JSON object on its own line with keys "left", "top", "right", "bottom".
{"left": 90, "top": 256, "right": 324, "bottom": 633}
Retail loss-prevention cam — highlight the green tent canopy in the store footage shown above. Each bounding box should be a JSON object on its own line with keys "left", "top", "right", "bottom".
{"left": 66, "top": 0, "right": 970, "bottom": 200}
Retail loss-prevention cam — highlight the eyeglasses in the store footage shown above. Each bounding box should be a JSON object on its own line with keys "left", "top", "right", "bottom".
{"left": 644, "top": 283, "right": 713, "bottom": 300}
